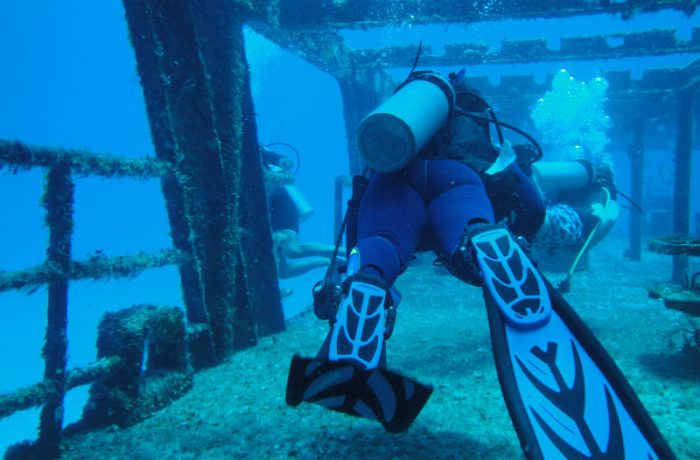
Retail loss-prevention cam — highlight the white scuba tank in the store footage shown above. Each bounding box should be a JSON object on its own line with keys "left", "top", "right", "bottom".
{"left": 282, "top": 184, "right": 314, "bottom": 223}
{"left": 531, "top": 161, "right": 593, "bottom": 193}
{"left": 357, "top": 71, "right": 456, "bottom": 172}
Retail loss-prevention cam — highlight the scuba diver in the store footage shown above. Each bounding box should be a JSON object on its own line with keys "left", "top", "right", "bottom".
{"left": 512, "top": 143, "right": 622, "bottom": 291}
{"left": 285, "top": 69, "right": 675, "bottom": 459}
{"left": 261, "top": 144, "right": 340, "bottom": 285}
{"left": 533, "top": 160, "right": 618, "bottom": 252}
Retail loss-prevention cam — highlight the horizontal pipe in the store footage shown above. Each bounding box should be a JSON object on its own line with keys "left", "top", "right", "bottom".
{"left": 0, "top": 357, "right": 121, "bottom": 419}
{"left": 0, "top": 249, "right": 185, "bottom": 293}
{"left": 0, "top": 140, "right": 164, "bottom": 179}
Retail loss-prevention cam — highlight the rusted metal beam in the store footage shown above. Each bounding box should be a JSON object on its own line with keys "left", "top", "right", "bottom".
{"left": 0, "top": 249, "right": 183, "bottom": 293}
{"left": 0, "top": 357, "right": 120, "bottom": 420}
{"left": 448, "top": 65, "right": 698, "bottom": 151}
{"left": 351, "top": 29, "right": 700, "bottom": 68}
{"left": 268, "top": 0, "right": 697, "bottom": 30}
{"left": 247, "top": 21, "right": 353, "bottom": 79}
{"left": 461, "top": 69, "right": 688, "bottom": 109}
{"left": 672, "top": 86, "right": 695, "bottom": 283}
{"left": 0, "top": 140, "right": 162, "bottom": 178}
{"left": 123, "top": 0, "right": 285, "bottom": 365}
{"left": 36, "top": 165, "right": 74, "bottom": 459}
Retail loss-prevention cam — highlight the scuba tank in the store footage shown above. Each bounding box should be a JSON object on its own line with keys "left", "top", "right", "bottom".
{"left": 262, "top": 142, "right": 315, "bottom": 224}
{"left": 282, "top": 184, "right": 314, "bottom": 223}
{"left": 531, "top": 161, "right": 594, "bottom": 193}
{"left": 357, "top": 71, "right": 456, "bottom": 172}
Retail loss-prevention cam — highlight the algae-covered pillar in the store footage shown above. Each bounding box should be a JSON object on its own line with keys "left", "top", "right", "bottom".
{"left": 122, "top": 0, "right": 284, "bottom": 365}
{"left": 672, "top": 86, "right": 695, "bottom": 283}
{"left": 36, "top": 165, "right": 74, "bottom": 458}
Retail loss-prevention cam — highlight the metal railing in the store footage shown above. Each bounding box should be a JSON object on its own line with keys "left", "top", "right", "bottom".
{"left": 0, "top": 140, "right": 191, "bottom": 458}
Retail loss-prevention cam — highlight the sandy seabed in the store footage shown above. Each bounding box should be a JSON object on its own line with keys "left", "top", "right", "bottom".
{"left": 62, "top": 235, "right": 700, "bottom": 460}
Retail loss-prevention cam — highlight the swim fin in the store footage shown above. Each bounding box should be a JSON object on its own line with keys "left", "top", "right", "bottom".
{"left": 286, "top": 354, "right": 432, "bottom": 433}
{"left": 286, "top": 274, "right": 432, "bottom": 433}
{"left": 470, "top": 227, "right": 676, "bottom": 460}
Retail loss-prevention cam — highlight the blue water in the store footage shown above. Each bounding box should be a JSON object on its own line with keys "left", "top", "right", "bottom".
{"left": 0, "top": 0, "right": 699, "bottom": 455}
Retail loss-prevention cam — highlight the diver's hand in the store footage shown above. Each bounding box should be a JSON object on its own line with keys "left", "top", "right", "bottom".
{"left": 587, "top": 200, "right": 620, "bottom": 246}
{"left": 590, "top": 200, "right": 620, "bottom": 223}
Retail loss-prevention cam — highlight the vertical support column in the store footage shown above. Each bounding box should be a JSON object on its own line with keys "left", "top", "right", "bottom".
{"left": 122, "top": 0, "right": 216, "bottom": 367}
{"left": 36, "top": 164, "right": 74, "bottom": 458}
{"left": 627, "top": 118, "right": 644, "bottom": 261}
{"left": 123, "top": 0, "right": 284, "bottom": 362}
{"left": 672, "top": 87, "right": 695, "bottom": 283}
{"left": 188, "top": 0, "right": 285, "bottom": 346}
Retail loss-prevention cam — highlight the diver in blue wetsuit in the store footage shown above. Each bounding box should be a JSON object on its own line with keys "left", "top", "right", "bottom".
{"left": 348, "top": 70, "right": 545, "bottom": 290}
{"left": 290, "top": 68, "right": 549, "bottom": 419}
{"left": 286, "top": 69, "right": 676, "bottom": 459}
{"left": 351, "top": 138, "right": 544, "bottom": 289}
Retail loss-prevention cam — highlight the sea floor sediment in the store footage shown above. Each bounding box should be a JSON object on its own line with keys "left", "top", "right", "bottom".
{"left": 62, "top": 235, "right": 700, "bottom": 460}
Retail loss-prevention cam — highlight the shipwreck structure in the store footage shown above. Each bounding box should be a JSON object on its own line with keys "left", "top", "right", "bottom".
{"left": 0, "top": 0, "right": 698, "bottom": 457}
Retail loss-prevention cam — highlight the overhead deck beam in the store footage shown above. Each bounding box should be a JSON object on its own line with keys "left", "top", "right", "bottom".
{"left": 247, "top": 1, "right": 699, "bottom": 150}
{"left": 438, "top": 65, "right": 695, "bottom": 104}
{"left": 247, "top": 21, "right": 353, "bottom": 79}
{"left": 350, "top": 29, "right": 700, "bottom": 68}
{"left": 460, "top": 62, "right": 700, "bottom": 149}
{"left": 267, "top": 0, "right": 697, "bottom": 29}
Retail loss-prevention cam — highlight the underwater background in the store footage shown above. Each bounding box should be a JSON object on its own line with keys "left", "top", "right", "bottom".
{"left": 1, "top": 1, "right": 699, "bottom": 458}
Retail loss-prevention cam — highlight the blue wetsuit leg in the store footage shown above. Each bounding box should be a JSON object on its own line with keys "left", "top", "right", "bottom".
{"left": 407, "top": 159, "right": 495, "bottom": 261}
{"left": 356, "top": 171, "right": 426, "bottom": 285}
{"left": 356, "top": 159, "right": 497, "bottom": 284}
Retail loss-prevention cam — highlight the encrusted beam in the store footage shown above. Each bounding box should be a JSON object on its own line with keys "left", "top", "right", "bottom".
{"left": 462, "top": 69, "right": 688, "bottom": 109}
{"left": 0, "top": 249, "right": 184, "bottom": 293}
{"left": 672, "top": 86, "right": 695, "bottom": 283}
{"left": 0, "top": 140, "right": 162, "bottom": 178}
{"left": 123, "top": 0, "right": 285, "bottom": 365}
{"left": 453, "top": 66, "right": 695, "bottom": 151}
{"left": 247, "top": 21, "right": 353, "bottom": 79}
{"left": 36, "top": 165, "right": 74, "bottom": 459}
{"left": 0, "top": 357, "right": 120, "bottom": 420}
{"left": 351, "top": 29, "right": 700, "bottom": 68}
{"left": 268, "top": 0, "right": 697, "bottom": 29}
